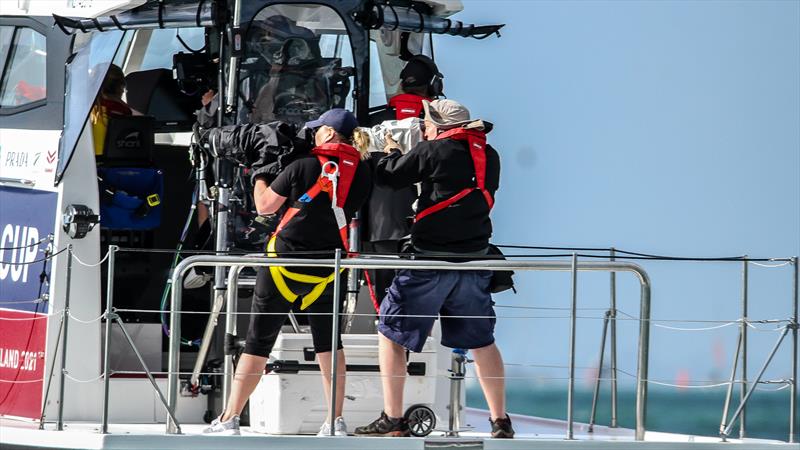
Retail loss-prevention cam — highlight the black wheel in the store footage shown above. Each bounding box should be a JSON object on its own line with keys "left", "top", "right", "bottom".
{"left": 404, "top": 405, "right": 436, "bottom": 437}
{"left": 202, "top": 410, "right": 215, "bottom": 424}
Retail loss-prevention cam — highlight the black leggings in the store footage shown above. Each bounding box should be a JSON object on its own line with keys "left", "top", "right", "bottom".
{"left": 244, "top": 266, "right": 346, "bottom": 357}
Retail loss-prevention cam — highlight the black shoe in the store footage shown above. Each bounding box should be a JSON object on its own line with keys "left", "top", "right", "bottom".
{"left": 354, "top": 411, "right": 410, "bottom": 437}
{"left": 490, "top": 414, "right": 515, "bottom": 438}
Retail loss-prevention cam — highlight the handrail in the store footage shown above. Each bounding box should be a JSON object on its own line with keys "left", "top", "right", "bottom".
{"left": 165, "top": 254, "right": 652, "bottom": 440}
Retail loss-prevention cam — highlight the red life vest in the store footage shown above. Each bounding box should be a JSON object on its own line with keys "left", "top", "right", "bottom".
{"left": 414, "top": 128, "right": 494, "bottom": 222}
{"left": 388, "top": 93, "right": 430, "bottom": 120}
{"left": 272, "top": 143, "right": 362, "bottom": 248}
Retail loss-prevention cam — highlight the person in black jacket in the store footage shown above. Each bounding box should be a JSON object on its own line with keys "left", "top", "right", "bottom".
{"left": 354, "top": 100, "right": 514, "bottom": 438}
{"left": 362, "top": 55, "right": 444, "bottom": 307}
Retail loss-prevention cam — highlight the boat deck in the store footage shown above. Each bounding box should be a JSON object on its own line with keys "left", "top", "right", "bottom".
{"left": 1, "top": 408, "right": 791, "bottom": 450}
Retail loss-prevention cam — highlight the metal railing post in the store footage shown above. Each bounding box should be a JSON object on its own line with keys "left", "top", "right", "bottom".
{"left": 790, "top": 257, "right": 798, "bottom": 443}
{"left": 609, "top": 248, "right": 618, "bottom": 428}
{"left": 566, "top": 253, "right": 578, "bottom": 440}
{"left": 101, "top": 245, "right": 118, "bottom": 434}
{"left": 722, "top": 326, "right": 790, "bottom": 438}
{"left": 39, "top": 306, "right": 63, "bottom": 430}
{"left": 635, "top": 268, "right": 652, "bottom": 441}
{"left": 166, "top": 260, "right": 183, "bottom": 434}
{"left": 447, "top": 349, "right": 467, "bottom": 437}
{"left": 588, "top": 310, "right": 610, "bottom": 432}
{"left": 719, "top": 331, "right": 742, "bottom": 439}
{"left": 740, "top": 258, "right": 748, "bottom": 438}
{"left": 56, "top": 245, "right": 73, "bottom": 431}
{"left": 223, "top": 265, "right": 243, "bottom": 408}
{"left": 329, "top": 249, "right": 343, "bottom": 436}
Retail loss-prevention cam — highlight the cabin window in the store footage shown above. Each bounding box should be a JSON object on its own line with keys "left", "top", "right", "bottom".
{"left": 239, "top": 4, "right": 355, "bottom": 126}
{"left": 0, "top": 26, "right": 46, "bottom": 108}
{"left": 368, "top": 40, "right": 386, "bottom": 108}
{"left": 138, "top": 27, "right": 206, "bottom": 71}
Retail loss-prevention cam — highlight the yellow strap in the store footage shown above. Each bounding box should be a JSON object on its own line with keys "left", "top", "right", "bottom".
{"left": 266, "top": 236, "right": 341, "bottom": 310}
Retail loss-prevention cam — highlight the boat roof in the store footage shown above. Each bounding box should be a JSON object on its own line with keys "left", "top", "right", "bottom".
{"left": 1, "top": 0, "right": 463, "bottom": 19}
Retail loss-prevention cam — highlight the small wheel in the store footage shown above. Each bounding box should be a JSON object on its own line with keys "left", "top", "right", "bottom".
{"left": 203, "top": 410, "right": 215, "bottom": 424}
{"left": 405, "top": 405, "right": 436, "bottom": 437}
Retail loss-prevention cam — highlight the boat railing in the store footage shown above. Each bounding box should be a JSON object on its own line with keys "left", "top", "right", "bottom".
{"left": 159, "top": 251, "right": 655, "bottom": 438}
{"left": 22, "top": 244, "right": 797, "bottom": 443}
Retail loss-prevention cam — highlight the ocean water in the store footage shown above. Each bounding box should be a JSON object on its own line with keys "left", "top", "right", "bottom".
{"left": 467, "top": 382, "right": 798, "bottom": 442}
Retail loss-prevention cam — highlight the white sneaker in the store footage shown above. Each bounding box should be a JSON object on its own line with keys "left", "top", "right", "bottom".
{"left": 317, "top": 416, "right": 348, "bottom": 436}
{"left": 202, "top": 414, "right": 240, "bottom": 435}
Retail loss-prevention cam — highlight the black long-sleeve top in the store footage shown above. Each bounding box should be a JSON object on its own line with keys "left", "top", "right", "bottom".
{"left": 376, "top": 137, "right": 500, "bottom": 253}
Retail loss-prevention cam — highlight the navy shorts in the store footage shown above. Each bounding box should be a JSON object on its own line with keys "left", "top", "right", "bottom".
{"left": 378, "top": 269, "right": 496, "bottom": 353}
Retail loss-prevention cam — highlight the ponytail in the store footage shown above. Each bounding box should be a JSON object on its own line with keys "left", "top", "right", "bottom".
{"left": 336, "top": 128, "right": 371, "bottom": 160}
{"left": 351, "top": 128, "right": 371, "bottom": 160}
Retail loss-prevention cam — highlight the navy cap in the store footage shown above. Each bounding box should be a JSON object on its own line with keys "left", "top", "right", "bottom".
{"left": 305, "top": 108, "right": 358, "bottom": 137}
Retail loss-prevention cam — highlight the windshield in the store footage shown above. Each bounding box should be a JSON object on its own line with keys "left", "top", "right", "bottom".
{"left": 56, "top": 30, "right": 126, "bottom": 182}
{"left": 238, "top": 4, "right": 355, "bottom": 126}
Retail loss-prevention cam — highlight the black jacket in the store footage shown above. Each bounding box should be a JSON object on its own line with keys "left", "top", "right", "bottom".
{"left": 376, "top": 137, "right": 500, "bottom": 253}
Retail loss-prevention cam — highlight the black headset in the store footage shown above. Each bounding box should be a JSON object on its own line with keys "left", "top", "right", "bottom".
{"left": 400, "top": 54, "right": 444, "bottom": 98}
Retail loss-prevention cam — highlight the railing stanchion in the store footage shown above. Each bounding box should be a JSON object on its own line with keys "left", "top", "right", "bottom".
{"left": 566, "top": 253, "right": 578, "bottom": 440}
{"left": 790, "top": 256, "right": 798, "bottom": 443}
{"left": 740, "top": 258, "right": 748, "bottom": 438}
{"left": 223, "top": 265, "right": 243, "bottom": 409}
{"left": 722, "top": 325, "right": 790, "bottom": 438}
{"left": 166, "top": 256, "right": 183, "bottom": 434}
{"left": 447, "top": 349, "right": 467, "bottom": 437}
{"left": 101, "top": 245, "right": 118, "bottom": 434}
{"left": 56, "top": 245, "right": 73, "bottom": 431}
{"left": 609, "top": 247, "right": 618, "bottom": 428}
{"left": 588, "top": 310, "right": 609, "bottom": 433}
{"left": 635, "top": 265, "right": 652, "bottom": 441}
{"left": 39, "top": 305, "right": 63, "bottom": 430}
{"left": 329, "top": 248, "right": 343, "bottom": 436}
{"left": 719, "top": 330, "right": 742, "bottom": 440}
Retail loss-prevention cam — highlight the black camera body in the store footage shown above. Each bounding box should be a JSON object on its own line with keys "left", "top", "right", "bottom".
{"left": 173, "top": 51, "right": 218, "bottom": 96}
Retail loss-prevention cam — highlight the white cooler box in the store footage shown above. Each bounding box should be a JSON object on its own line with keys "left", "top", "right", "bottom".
{"left": 249, "top": 332, "right": 455, "bottom": 435}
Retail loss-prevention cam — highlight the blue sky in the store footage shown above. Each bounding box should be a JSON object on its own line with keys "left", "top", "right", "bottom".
{"left": 435, "top": 1, "right": 799, "bottom": 386}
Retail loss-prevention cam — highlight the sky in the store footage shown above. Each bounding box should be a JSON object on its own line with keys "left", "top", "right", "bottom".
{"left": 434, "top": 0, "right": 800, "bottom": 387}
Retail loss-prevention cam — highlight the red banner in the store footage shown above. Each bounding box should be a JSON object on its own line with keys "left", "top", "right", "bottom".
{"left": 0, "top": 309, "right": 47, "bottom": 418}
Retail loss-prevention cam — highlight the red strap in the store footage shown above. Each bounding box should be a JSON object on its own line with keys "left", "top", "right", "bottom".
{"left": 415, "top": 128, "right": 494, "bottom": 222}
{"left": 273, "top": 152, "right": 355, "bottom": 249}
{"left": 388, "top": 93, "right": 429, "bottom": 120}
{"left": 312, "top": 143, "right": 360, "bottom": 208}
{"left": 415, "top": 188, "right": 473, "bottom": 222}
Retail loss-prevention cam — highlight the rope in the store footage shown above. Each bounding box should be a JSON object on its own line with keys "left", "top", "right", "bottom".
{"left": 0, "top": 298, "right": 46, "bottom": 305}
{"left": 0, "top": 237, "right": 46, "bottom": 251}
{"left": 652, "top": 321, "right": 740, "bottom": 332}
{"left": 67, "top": 311, "right": 105, "bottom": 324}
{"left": 749, "top": 260, "right": 794, "bottom": 268}
{"left": 5, "top": 247, "right": 67, "bottom": 265}
{"left": 495, "top": 305, "right": 611, "bottom": 311}
{"left": 493, "top": 244, "right": 794, "bottom": 263}
{"left": 64, "top": 372, "right": 106, "bottom": 383}
{"left": 0, "top": 314, "right": 52, "bottom": 321}
{"left": 111, "top": 308, "right": 791, "bottom": 327}
{"left": 71, "top": 250, "right": 111, "bottom": 267}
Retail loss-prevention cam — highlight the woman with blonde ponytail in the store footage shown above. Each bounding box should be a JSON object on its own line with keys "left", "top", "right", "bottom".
{"left": 351, "top": 127, "right": 372, "bottom": 160}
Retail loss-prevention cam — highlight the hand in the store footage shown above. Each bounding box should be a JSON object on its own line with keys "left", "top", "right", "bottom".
{"left": 384, "top": 132, "right": 401, "bottom": 153}
{"left": 201, "top": 89, "right": 215, "bottom": 107}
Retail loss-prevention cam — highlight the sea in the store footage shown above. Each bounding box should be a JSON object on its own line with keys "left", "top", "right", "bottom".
{"left": 467, "top": 382, "right": 798, "bottom": 442}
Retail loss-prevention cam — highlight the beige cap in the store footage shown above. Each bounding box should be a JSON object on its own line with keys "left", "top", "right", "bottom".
{"left": 422, "top": 99, "right": 477, "bottom": 129}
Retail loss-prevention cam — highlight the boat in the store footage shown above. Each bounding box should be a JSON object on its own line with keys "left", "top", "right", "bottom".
{"left": 0, "top": 1, "right": 796, "bottom": 449}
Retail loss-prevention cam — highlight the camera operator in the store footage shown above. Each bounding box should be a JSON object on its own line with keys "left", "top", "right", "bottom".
{"left": 204, "top": 109, "right": 372, "bottom": 437}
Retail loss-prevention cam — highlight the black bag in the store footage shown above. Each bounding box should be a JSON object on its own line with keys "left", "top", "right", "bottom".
{"left": 487, "top": 244, "right": 516, "bottom": 294}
